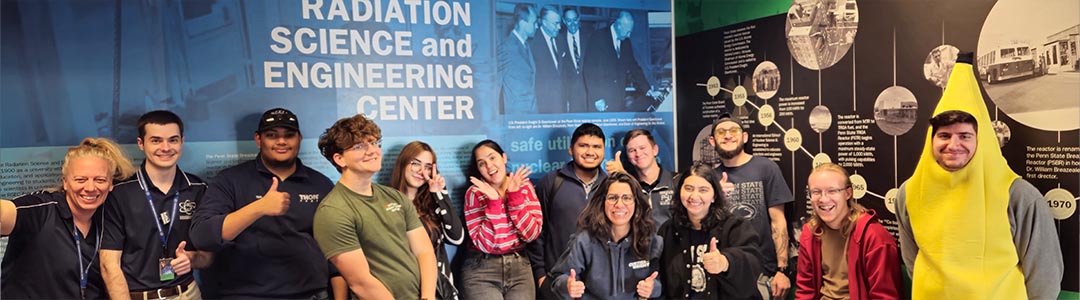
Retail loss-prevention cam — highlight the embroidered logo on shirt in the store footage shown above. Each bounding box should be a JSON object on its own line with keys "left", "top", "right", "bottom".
{"left": 179, "top": 199, "right": 197, "bottom": 220}
{"left": 659, "top": 190, "right": 674, "bottom": 206}
{"left": 299, "top": 194, "right": 320, "bottom": 203}
{"left": 628, "top": 260, "right": 650, "bottom": 269}
{"left": 385, "top": 203, "right": 402, "bottom": 212}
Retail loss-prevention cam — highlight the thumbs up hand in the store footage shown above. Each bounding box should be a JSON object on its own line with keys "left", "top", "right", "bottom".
{"left": 719, "top": 172, "right": 735, "bottom": 198}
{"left": 567, "top": 268, "right": 586, "bottom": 298}
{"left": 636, "top": 271, "right": 659, "bottom": 298}
{"left": 702, "top": 237, "right": 729, "bottom": 274}
{"left": 258, "top": 177, "right": 291, "bottom": 216}
{"left": 605, "top": 151, "right": 626, "bottom": 174}
{"left": 170, "top": 241, "right": 193, "bottom": 275}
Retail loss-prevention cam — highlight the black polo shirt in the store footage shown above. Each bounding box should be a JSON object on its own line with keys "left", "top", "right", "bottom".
{"left": 1, "top": 190, "right": 106, "bottom": 300}
{"left": 101, "top": 162, "right": 207, "bottom": 291}
{"left": 190, "top": 157, "right": 333, "bottom": 298}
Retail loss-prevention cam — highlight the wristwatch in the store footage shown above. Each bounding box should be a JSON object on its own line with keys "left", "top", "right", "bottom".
{"left": 778, "top": 266, "right": 789, "bottom": 274}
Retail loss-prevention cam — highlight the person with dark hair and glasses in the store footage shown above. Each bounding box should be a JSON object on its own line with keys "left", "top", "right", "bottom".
{"left": 389, "top": 141, "right": 464, "bottom": 300}
{"left": 547, "top": 172, "right": 662, "bottom": 300}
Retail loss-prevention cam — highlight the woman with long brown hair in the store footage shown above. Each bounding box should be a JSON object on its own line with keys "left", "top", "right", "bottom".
{"left": 389, "top": 141, "right": 464, "bottom": 300}
{"left": 460, "top": 139, "right": 541, "bottom": 300}
{"left": 547, "top": 172, "right": 663, "bottom": 300}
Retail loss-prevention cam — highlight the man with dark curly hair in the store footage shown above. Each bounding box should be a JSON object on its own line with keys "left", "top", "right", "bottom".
{"left": 313, "top": 114, "right": 437, "bottom": 300}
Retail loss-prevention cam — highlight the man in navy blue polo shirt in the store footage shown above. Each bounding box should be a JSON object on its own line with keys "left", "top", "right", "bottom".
{"left": 190, "top": 108, "right": 334, "bottom": 299}
{"left": 100, "top": 110, "right": 210, "bottom": 300}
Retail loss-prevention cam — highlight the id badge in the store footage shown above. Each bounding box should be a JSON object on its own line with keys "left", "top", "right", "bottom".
{"left": 159, "top": 258, "right": 175, "bottom": 281}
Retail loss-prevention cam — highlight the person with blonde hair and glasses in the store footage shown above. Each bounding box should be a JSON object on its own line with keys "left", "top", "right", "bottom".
{"left": 1, "top": 137, "right": 136, "bottom": 299}
{"left": 794, "top": 163, "right": 899, "bottom": 300}
{"left": 390, "top": 141, "right": 465, "bottom": 299}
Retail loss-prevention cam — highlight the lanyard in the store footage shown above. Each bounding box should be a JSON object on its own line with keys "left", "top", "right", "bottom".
{"left": 138, "top": 171, "right": 180, "bottom": 255}
{"left": 73, "top": 212, "right": 103, "bottom": 300}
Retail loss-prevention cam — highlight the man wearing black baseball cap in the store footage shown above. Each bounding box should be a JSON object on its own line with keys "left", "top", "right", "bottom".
{"left": 709, "top": 112, "right": 795, "bottom": 300}
{"left": 190, "top": 108, "right": 336, "bottom": 299}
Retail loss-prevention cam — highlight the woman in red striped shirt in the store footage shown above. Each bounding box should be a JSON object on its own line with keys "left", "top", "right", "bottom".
{"left": 461, "top": 140, "right": 543, "bottom": 300}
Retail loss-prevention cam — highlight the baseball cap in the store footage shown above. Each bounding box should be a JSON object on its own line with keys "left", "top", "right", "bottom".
{"left": 257, "top": 108, "right": 299, "bottom": 133}
{"left": 712, "top": 112, "right": 744, "bottom": 133}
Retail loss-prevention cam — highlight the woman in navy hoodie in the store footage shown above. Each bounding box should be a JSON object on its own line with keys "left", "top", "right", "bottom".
{"left": 548, "top": 172, "right": 663, "bottom": 299}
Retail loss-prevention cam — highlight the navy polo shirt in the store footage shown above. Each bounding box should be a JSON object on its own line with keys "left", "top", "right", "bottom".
{"left": 1, "top": 190, "right": 106, "bottom": 300}
{"left": 190, "top": 157, "right": 333, "bottom": 298}
{"left": 101, "top": 162, "right": 207, "bottom": 291}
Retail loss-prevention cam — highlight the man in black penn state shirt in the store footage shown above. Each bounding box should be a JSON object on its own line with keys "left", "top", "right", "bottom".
{"left": 190, "top": 108, "right": 334, "bottom": 299}
{"left": 101, "top": 110, "right": 210, "bottom": 300}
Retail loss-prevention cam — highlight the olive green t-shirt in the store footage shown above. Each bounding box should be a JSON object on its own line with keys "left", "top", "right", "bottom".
{"left": 313, "top": 182, "right": 422, "bottom": 299}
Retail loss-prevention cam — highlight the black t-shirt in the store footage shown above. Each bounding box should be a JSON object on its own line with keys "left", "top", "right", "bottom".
{"left": 687, "top": 229, "right": 710, "bottom": 300}
{"left": 101, "top": 163, "right": 207, "bottom": 291}
{"left": 1, "top": 190, "right": 106, "bottom": 300}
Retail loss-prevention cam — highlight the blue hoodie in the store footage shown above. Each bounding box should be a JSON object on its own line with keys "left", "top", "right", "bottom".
{"left": 550, "top": 231, "right": 663, "bottom": 300}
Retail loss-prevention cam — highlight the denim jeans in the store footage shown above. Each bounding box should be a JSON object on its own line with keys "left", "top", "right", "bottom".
{"left": 459, "top": 250, "right": 535, "bottom": 300}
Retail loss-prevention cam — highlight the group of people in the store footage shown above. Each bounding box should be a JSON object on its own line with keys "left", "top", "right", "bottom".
{"left": 0, "top": 57, "right": 1066, "bottom": 300}
{"left": 500, "top": 5, "right": 657, "bottom": 114}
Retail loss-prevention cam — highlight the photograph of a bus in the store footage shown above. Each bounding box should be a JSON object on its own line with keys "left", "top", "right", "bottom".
{"left": 977, "top": 43, "right": 1045, "bottom": 84}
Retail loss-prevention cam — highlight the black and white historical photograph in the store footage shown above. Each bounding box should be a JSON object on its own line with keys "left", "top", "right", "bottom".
{"left": 872, "top": 86, "right": 917, "bottom": 136}
{"left": 924, "top": 45, "right": 960, "bottom": 88}
{"left": 977, "top": 0, "right": 1079, "bottom": 131}
{"left": 784, "top": 0, "right": 859, "bottom": 70}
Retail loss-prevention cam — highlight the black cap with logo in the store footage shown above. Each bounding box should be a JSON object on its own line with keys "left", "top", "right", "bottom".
{"left": 257, "top": 108, "right": 300, "bottom": 133}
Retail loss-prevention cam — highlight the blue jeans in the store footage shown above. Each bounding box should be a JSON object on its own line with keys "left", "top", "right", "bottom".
{"left": 459, "top": 250, "right": 535, "bottom": 300}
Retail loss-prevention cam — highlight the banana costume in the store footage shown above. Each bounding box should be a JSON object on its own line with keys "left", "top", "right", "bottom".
{"left": 904, "top": 60, "right": 1026, "bottom": 298}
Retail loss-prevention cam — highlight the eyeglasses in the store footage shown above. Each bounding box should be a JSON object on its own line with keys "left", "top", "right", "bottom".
{"left": 714, "top": 127, "right": 742, "bottom": 137}
{"left": 348, "top": 139, "right": 382, "bottom": 153}
{"left": 808, "top": 187, "right": 848, "bottom": 199}
{"left": 605, "top": 194, "right": 634, "bottom": 205}
{"left": 409, "top": 160, "right": 433, "bottom": 173}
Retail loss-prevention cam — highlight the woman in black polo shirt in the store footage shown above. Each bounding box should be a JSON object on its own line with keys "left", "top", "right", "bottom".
{"left": 0, "top": 137, "right": 135, "bottom": 300}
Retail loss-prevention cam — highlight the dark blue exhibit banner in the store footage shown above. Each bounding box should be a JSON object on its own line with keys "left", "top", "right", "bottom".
{"left": 0, "top": 0, "right": 673, "bottom": 203}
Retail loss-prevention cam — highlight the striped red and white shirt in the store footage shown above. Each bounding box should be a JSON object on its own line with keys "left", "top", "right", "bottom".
{"left": 464, "top": 180, "right": 543, "bottom": 254}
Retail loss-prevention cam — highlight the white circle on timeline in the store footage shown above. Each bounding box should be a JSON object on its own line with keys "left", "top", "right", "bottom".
{"left": 813, "top": 153, "right": 832, "bottom": 168}
{"left": 850, "top": 174, "right": 867, "bottom": 200}
{"left": 758, "top": 104, "right": 775, "bottom": 127}
{"left": 707, "top": 76, "right": 721, "bottom": 97}
{"left": 784, "top": 128, "right": 802, "bottom": 151}
{"left": 884, "top": 188, "right": 899, "bottom": 214}
{"left": 1044, "top": 188, "right": 1076, "bottom": 220}
{"left": 733, "top": 85, "right": 748, "bottom": 106}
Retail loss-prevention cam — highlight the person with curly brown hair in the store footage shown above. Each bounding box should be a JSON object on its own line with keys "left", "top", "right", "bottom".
{"left": 313, "top": 114, "right": 436, "bottom": 300}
